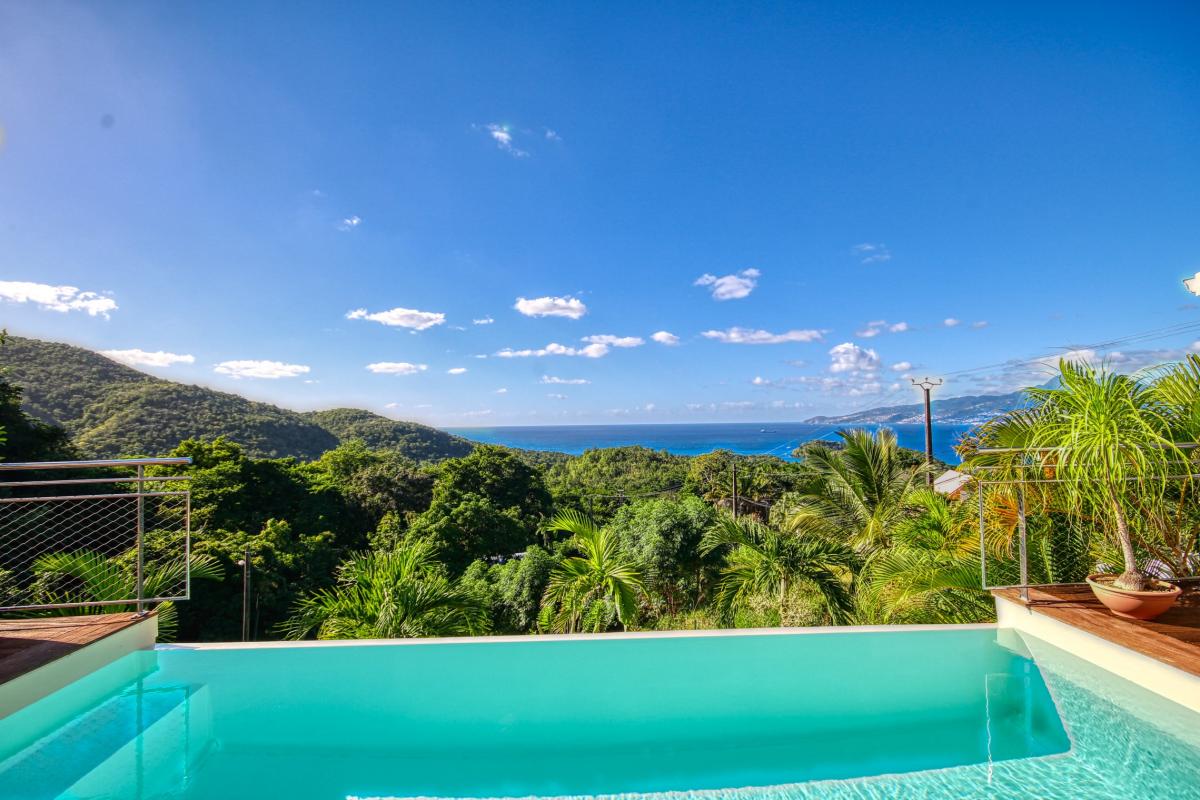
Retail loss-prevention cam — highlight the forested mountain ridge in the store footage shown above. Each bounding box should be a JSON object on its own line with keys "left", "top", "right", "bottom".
{"left": 803, "top": 387, "right": 1032, "bottom": 425}
{"left": 0, "top": 335, "right": 473, "bottom": 461}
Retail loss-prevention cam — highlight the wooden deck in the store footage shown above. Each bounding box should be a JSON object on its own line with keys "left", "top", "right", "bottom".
{"left": 993, "top": 579, "right": 1200, "bottom": 677}
{"left": 0, "top": 613, "right": 150, "bottom": 685}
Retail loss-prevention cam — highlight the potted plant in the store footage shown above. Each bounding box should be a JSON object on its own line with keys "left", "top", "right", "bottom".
{"left": 976, "top": 361, "right": 1185, "bottom": 621}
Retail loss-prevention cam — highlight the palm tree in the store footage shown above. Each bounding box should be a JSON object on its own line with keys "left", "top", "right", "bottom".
{"left": 700, "top": 514, "right": 856, "bottom": 625}
{"left": 280, "top": 541, "right": 489, "bottom": 640}
{"left": 856, "top": 490, "right": 991, "bottom": 624}
{"left": 783, "top": 428, "right": 930, "bottom": 554}
{"left": 32, "top": 550, "right": 223, "bottom": 641}
{"left": 540, "top": 510, "right": 645, "bottom": 633}
{"left": 975, "top": 360, "right": 1183, "bottom": 591}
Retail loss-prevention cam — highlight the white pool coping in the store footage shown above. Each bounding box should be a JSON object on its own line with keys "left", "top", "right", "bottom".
{"left": 995, "top": 594, "right": 1200, "bottom": 715}
{"left": 163, "top": 622, "right": 1001, "bottom": 650}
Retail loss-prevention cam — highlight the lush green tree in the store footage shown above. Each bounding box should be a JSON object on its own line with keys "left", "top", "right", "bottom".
{"left": 781, "top": 428, "right": 929, "bottom": 554}
{"left": 544, "top": 446, "right": 689, "bottom": 519}
{"left": 700, "top": 515, "right": 856, "bottom": 624}
{"left": 408, "top": 446, "right": 552, "bottom": 573}
{"left": 856, "top": 490, "right": 991, "bottom": 624}
{"left": 608, "top": 496, "right": 718, "bottom": 615}
{"left": 540, "top": 510, "right": 645, "bottom": 632}
{"left": 281, "top": 541, "right": 489, "bottom": 639}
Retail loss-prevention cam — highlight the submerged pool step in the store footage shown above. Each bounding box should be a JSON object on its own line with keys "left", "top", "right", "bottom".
{"left": 0, "top": 683, "right": 210, "bottom": 800}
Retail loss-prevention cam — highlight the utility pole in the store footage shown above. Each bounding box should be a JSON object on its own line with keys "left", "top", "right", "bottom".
{"left": 911, "top": 377, "right": 943, "bottom": 485}
{"left": 731, "top": 461, "right": 739, "bottom": 518}
{"left": 237, "top": 547, "right": 251, "bottom": 642}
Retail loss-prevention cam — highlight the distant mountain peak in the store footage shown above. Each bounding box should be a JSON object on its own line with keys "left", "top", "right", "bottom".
{"left": 803, "top": 387, "right": 1031, "bottom": 426}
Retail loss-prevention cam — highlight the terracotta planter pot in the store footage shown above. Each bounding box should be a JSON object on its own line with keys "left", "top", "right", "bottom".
{"left": 1085, "top": 574, "right": 1182, "bottom": 621}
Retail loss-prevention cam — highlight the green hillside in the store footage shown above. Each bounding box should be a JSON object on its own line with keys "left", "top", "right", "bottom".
{"left": 0, "top": 336, "right": 473, "bottom": 461}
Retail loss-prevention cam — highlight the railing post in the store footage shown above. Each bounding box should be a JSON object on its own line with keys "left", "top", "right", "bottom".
{"left": 1017, "top": 482, "right": 1028, "bottom": 602}
{"left": 978, "top": 480, "right": 987, "bottom": 589}
{"left": 136, "top": 464, "right": 146, "bottom": 615}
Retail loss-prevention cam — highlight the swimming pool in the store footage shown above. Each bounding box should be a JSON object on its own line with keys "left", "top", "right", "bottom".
{"left": 0, "top": 627, "right": 1196, "bottom": 799}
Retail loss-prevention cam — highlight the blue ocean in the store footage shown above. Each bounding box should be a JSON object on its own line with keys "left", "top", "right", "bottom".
{"left": 447, "top": 422, "right": 972, "bottom": 464}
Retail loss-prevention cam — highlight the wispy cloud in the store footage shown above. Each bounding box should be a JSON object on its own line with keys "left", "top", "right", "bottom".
{"left": 346, "top": 306, "right": 446, "bottom": 330}
{"left": 943, "top": 318, "right": 961, "bottom": 327}
{"left": 366, "top": 362, "right": 428, "bottom": 375}
{"left": 337, "top": 215, "right": 362, "bottom": 232}
{"left": 544, "top": 128, "right": 562, "bottom": 141}
{"left": 890, "top": 361, "right": 913, "bottom": 372}
{"left": 651, "top": 331, "right": 680, "bottom": 345}
{"left": 514, "top": 295, "right": 587, "bottom": 319}
{"left": 702, "top": 327, "right": 825, "bottom": 345}
{"left": 856, "top": 319, "right": 909, "bottom": 338}
{"left": 971, "top": 320, "right": 989, "bottom": 329}
{"left": 542, "top": 375, "right": 590, "bottom": 385}
{"left": 0, "top": 280, "right": 118, "bottom": 318}
{"left": 852, "top": 243, "right": 892, "bottom": 264}
{"left": 447, "top": 367, "right": 468, "bottom": 375}
{"left": 102, "top": 349, "right": 195, "bottom": 368}
{"left": 214, "top": 360, "right": 310, "bottom": 379}
{"left": 546, "top": 393, "right": 568, "bottom": 400}
{"left": 694, "top": 268, "right": 760, "bottom": 301}
{"left": 496, "top": 342, "right": 608, "bottom": 358}
{"left": 478, "top": 123, "right": 529, "bottom": 158}
{"left": 494, "top": 387, "right": 509, "bottom": 394}
{"left": 582, "top": 334, "right": 643, "bottom": 348}
{"left": 472, "top": 316, "right": 495, "bottom": 325}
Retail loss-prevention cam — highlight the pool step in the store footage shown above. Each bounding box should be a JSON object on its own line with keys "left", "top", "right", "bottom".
{"left": 0, "top": 683, "right": 211, "bottom": 800}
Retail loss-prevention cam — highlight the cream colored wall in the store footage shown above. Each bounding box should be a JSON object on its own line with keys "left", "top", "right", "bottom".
{"left": 0, "top": 615, "right": 158, "bottom": 721}
{"left": 995, "top": 595, "right": 1200, "bottom": 715}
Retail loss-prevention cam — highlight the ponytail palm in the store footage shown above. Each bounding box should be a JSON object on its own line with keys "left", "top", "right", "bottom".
{"left": 540, "top": 510, "right": 645, "bottom": 633}
{"left": 784, "top": 428, "right": 929, "bottom": 553}
{"left": 978, "top": 360, "right": 1183, "bottom": 591}
{"left": 281, "top": 541, "right": 489, "bottom": 640}
{"left": 700, "top": 515, "right": 856, "bottom": 625}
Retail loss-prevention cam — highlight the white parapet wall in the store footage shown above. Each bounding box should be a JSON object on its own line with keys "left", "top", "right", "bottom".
{"left": 995, "top": 594, "right": 1200, "bottom": 715}
{"left": 0, "top": 615, "right": 158, "bottom": 721}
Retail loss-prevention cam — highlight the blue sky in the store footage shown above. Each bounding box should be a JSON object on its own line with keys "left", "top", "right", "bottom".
{"left": 1, "top": 1, "right": 1198, "bottom": 427}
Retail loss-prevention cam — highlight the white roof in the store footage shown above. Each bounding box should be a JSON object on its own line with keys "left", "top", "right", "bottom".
{"left": 933, "top": 469, "right": 971, "bottom": 495}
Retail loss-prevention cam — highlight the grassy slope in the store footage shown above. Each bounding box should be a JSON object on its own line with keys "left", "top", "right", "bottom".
{"left": 1, "top": 336, "right": 473, "bottom": 461}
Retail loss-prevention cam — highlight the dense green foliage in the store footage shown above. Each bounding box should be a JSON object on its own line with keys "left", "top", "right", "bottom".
{"left": 9, "top": 347, "right": 1197, "bottom": 641}
{"left": 0, "top": 336, "right": 473, "bottom": 461}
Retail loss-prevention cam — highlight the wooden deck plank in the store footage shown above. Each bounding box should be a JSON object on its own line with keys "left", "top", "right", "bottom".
{"left": 0, "top": 613, "right": 149, "bottom": 685}
{"left": 994, "top": 579, "right": 1200, "bottom": 677}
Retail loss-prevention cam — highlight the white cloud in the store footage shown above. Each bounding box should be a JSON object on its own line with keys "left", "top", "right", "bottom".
{"left": 972, "top": 320, "right": 989, "bottom": 329}
{"left": 366, "top": 362, "right": 428, "bottom": 375}
{"left": 944, "top": 318, "right": 961, "bottom": 327}
{"left": 546, "top": 393, "right": 568, "bottom": 400}
{"left": 514, "top": 295, "right": 587, "bottom": 319}
{"left": 889, "top": 321, "right": 910, "bottom": 333}
{"left": 214, "top": 360, "right": 310, "bottom": 379}
{"left": 828, "top": 342, "right": 881, "bottom": 373}
{"left": 582, "top": 334, "right": 644, "bottom": 348}
{"left": 101, "top": 349, "right": 195, "bottom": 368}
{"left": 385, "top": 402, "right": 402, "bottom": 409}
{"left": 702, "top": 327, "right": 825, "bottom": 345}
{"left": 337, "top": 216, "right": 362, "bottom": 231}
{"left": 891, "top": 361, "right": 913, "bottom": 372}
{"left": 346, "top": 306, "right": 446, "bottom": 331}
{"left": 852, "top": 243, "right": 892, "bottom": 264}
{"left": 0, "top": 280, "right": 118, "bottom": 318}
{"left": 472, "top": 317, "right": 495, "bottom": 325}
{"left": 544, "top": 128, "right": 562, "bottom": 141}
{"left": 694, "top": 268, "right": 760, "bottom": 300}
{"left": 651, "top": 331, "right": 680, "bottom": 345}
{"left": 480, "top": 123, "right": 529, "bottom": 157}
{"left": 856, "top": 326, "right": 881, "bottom": 338}
{"left": 447, "top": 367, "right": 468, "bottom": 375}
{"left": 496, "top": 342, "right": 608, "bottom": 358}
{"left": 494, "top": 387, "right": 509, "bottom": 394}
{"left": 542, "top": 375, "right": 590, "bottom": 385}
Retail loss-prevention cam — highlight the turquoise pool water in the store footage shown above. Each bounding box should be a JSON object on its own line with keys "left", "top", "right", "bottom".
{"left": 0, "top": 628, "right": 1196, "bottom": 799}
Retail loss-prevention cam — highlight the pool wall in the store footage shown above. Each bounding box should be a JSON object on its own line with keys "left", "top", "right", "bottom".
{"left": 995, "top": 595, "right": 1200, "bottom": 714}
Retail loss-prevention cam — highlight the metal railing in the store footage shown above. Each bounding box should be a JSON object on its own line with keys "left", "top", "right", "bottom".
{"left": 0, "top": 458, "right": 192, "bottom": 613}
{"left": 969, "top": 447, "right": 1200, "bottom": 600}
